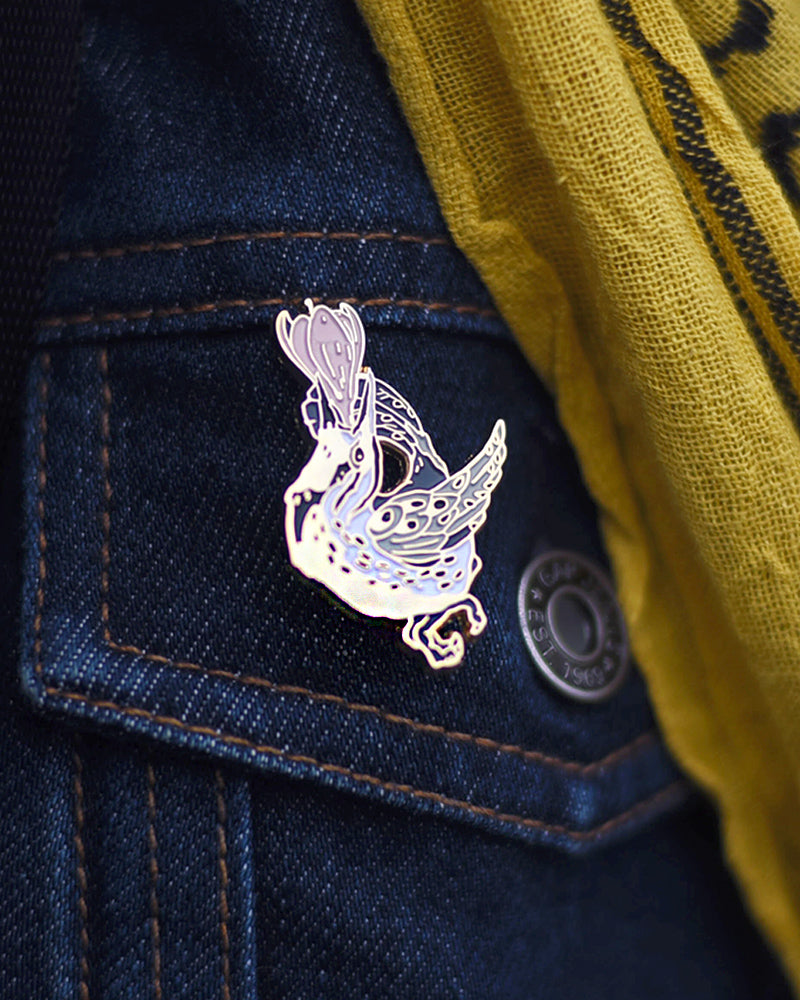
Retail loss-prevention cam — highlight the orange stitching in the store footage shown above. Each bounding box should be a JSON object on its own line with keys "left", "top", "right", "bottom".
{"left": 99, "top": 349, "right": 112, "bottom": 643}
{"left": 215, "top": 770, "right": 231, "bottom": 1000}
{"left": 34, "top": 354, "right": 51, "bottom": 677}
{"left": 49, "top": 686, "right": 686, "bottom": 841}
{"left": 109, "top": 639, "right": 657, "bottom": 775}
{"left": 40, "top": 295, "right": 498, "bottom": 329}
{"left": 94, "top": 348, "right": 656, "bottom": 776}
{"left": 53, "top": 229, "right": 452, "bottom": 263}
{"left": 146, "top": 762, "right": 163, "bottom": 1000}
{"left": 73, "top": 744, "right": 91, "bottom": 1000}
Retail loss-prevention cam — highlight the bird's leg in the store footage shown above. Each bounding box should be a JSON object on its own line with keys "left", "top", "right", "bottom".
{"left": 402, "top": 614, "right": 430, "bottom": 653}
{"left": 402, "top": 611, "right": 466, "bottom": 669}
{"left": 448, "top": 595, "right": 487, "bottom": 637}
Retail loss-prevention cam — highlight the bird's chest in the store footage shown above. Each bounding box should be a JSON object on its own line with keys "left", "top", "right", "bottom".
{"left": 290, "top": 503, "right": 447, "bottom": 621}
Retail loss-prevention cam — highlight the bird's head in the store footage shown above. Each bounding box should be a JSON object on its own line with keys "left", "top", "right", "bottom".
{"left": 276, "top": 301, "right": 386, "bottom": 537}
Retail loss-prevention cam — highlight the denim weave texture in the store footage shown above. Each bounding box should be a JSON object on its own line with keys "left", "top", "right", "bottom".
{"left": 0, "top": 0, "right": 792, "bottom": 996}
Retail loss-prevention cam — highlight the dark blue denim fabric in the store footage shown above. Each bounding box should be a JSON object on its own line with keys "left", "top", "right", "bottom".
{"left": 0, "top": 0, "right": 793, "bottom": 996}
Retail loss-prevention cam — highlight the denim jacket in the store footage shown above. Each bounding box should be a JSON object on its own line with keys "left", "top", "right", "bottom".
{"left": 0, "top": 0, "right": 791, "bottom": 996}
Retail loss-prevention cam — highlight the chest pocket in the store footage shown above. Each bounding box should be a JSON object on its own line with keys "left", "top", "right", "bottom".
{"left": 21, "top": 316, "right": 686, "bottom": 853}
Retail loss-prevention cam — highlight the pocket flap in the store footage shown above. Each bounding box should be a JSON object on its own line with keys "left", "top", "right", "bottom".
{"left": 21, "top": 328, "right": 687, "bottom": 853}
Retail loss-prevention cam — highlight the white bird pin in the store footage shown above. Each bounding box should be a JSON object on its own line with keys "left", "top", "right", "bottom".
{"left": 276, "top": 300, "right": 507, "bottom": 669}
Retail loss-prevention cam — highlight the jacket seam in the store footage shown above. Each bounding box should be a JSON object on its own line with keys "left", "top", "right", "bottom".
{"left": 52, "top": 229, "right": 453, "bottom": 263}
{"left": 73, "top": 741, "right": 91, "bottom": 1000}
{"left": 33, "top": 353, "right": 50, "bottom": 679}
{"left": 47, "top": 685, "right": 687, "bottom": 842}
{"left": 145, "top": 762, "right": 163, "bottom": 1000}
{"left": 106, "top": 640, "right": 657, "bottom": 773}
{"left": 95, "top": 346, "right": 655, "bottom": 776}
{"left": 40, "top": 296, "right": 498, "bottom": 329}
{"left": 214, "top": 770, "right": 232, "bottom": 1000}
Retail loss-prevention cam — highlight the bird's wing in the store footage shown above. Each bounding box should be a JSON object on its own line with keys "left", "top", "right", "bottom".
{"left": 374, "top": 379, "right": 449, "bottom": 487}
{"left": 367, "top": 420, "right": 506, "bottom": 563}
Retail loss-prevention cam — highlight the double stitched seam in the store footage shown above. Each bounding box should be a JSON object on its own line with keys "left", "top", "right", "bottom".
{"left": 214, "top": 771, "right": 231, "bottom": 1000}
{"left": 73, "top": 743, "right": 90, "bottom": 1000}
{"left": 109, "top": 640, "right": 657, "bottom": 773}
{"left": 33, "top": 354, "right": 50, "bottom": 678}
{"left": 41, "top": 296, "right": 498, "bottom": 330}
{"left": 96, "top": 347, "right": 655, "bottom": 776}
{"left": 146, "top": 762, "right": 163, "bottom": 1000}
{"left": 35, "top": 357, "right": 91, "bottom": 997}
{"left": 99, "top": 350, "right": 112, "bottom": 643}
{"left": 35, "top": 352, "right": 683, "bottom": 840}
{"left": 41, "top": 691, "right": 687, "bottom": 843}
{"left": 53, "top": 229, "right": 453, "bottom": 263}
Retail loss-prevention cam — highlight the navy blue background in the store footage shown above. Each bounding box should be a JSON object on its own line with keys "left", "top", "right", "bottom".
{"left": 0, "top": 0, "right": 792, "bottom": 996}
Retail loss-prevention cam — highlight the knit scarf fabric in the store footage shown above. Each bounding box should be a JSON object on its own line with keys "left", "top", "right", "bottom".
{"left": 356, "top": 0, "right": 800, "bottom": 988}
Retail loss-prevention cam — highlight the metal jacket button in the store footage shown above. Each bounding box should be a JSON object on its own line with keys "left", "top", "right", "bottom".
{"left": 518, "top": 550, "right": 629, "bottom": 702}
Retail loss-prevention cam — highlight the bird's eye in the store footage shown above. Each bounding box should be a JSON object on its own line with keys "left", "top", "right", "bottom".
{"left": 353, "top": 446, "right": 365, "bottom": 464}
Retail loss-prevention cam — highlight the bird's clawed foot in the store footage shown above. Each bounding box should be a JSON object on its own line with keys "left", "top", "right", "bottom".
{"left": 402, "top": 596, "right": 487, "bottom": 669}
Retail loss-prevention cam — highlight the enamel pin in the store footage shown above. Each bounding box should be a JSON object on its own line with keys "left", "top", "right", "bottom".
{"left": 276, "top": 300, "right": 507, "bottom": 669}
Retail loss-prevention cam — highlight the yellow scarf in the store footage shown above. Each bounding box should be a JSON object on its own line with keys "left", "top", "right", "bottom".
{"left": 356, "top": 0, "right": 800, "bottom": 988}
